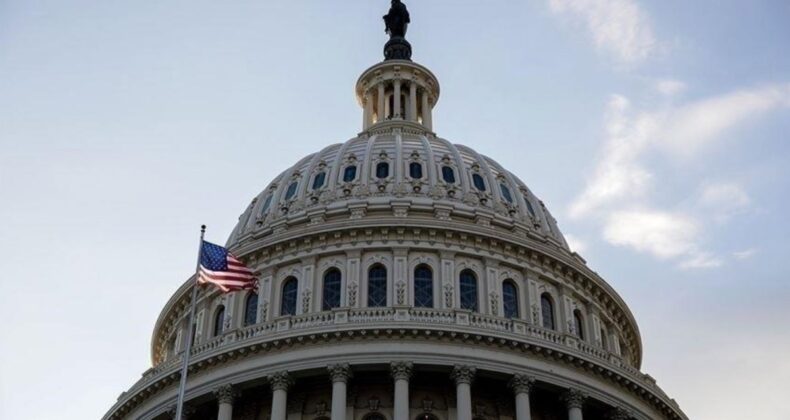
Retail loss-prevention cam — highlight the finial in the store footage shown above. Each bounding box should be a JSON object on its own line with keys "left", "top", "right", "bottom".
{"left": 382, "top": 0, "right": 412, "bottom": 60}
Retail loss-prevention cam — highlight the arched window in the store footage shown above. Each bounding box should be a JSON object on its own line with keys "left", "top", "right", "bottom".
{"left": 525, "top": 198, "right": 536, "bottom": 217}
{"left": 284, "top": 181, "right": 298, "bottom": 200}
{"left": 376, "top": 162, "right": 389, "bottom": 179}
{"left": 459, "top": 270, "right": 478, "bottom": 311}
{"left": 414, "top": 265, "right": 433, "bottom": 308}
{"left": 312, "top": 172, "right": 326, "bottom": 190}
{"left": 322, "top": 268, "right": 342, "bottom": 310}
{"left": 260, "top": 195, "right": 273, "bottom": 216}
{"left": 281, "top": 277, "right": 298, "bottom": 316}
{"left": 573, "top": 309, "right": 585, "bottom": 340}
{"left": 343, "top": 166, "right": 357, "bottom": 182}
{"left": 213, "top": 305, "right": 225, "bottom": 337}
{"left": 441, "top": 166, "right": 456, "bottom": 184}
{"left": 499, "top": 183, "right": 513, "bottom": 203}
{"left": 502, "top": 280, "right": 519, "bottom": 319}
{"left": 540, "top": 293, "right": 555, "bottom": 330}
{"left": 367, "top": 264, "right": 387, "bottom": 307}
{"left": 244, "top": 293, "right": 258, "bottom": 326}
{"left": 472, "top": 173, "right": 486, "bottom": 191}
{"left": 409, "top": 162, "right": 423, "bottom": 179}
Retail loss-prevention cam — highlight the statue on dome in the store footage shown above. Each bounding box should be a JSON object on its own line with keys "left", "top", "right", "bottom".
{"left": 383, "top": 0, "right": 410, "bottom": 38}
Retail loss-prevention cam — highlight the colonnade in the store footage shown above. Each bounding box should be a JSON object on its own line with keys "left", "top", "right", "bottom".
{"left": 362, "top": 80, "right": 432, "bottom": 130}
{"left": 175, "top": 364, "right": 633, "bottom": 420}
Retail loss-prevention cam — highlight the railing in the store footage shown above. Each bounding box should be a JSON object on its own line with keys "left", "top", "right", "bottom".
{"left": 127, "top": 307, "right": 673, "bottom": 411}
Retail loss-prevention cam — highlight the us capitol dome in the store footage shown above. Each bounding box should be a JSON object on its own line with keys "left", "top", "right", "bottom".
{"left": 104, "top": 3, "right": 687, "bottom": 420}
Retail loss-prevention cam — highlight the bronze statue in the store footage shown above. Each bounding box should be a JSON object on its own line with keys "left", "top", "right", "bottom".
{"left": 383, "top": 0, "right": 410, "bottom": 38}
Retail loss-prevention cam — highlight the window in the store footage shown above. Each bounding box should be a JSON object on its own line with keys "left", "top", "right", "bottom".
{"left": 414, "top": 265, "right": 433, "bottom": 308}
{"left": 525, "top": 198, "right": 536, "bottom": 217}
{"left": 502, "top": 280, "right": 519, "bottom": 319}
{"left": 500, "top": 183, "right": 513, "bottom": 203}
{"left": 540, "top": 293, "right": 555, "bottom": 330}
{"left": 284, "top": 182, "right": 298, "bottom": 200}
{"left": 244, "top": 293, "right": 258, "bottom": 326}
{"left": 459, "top": 270, "right": 478, "bottom": 311}
{"left": 409, "top": 162, "right": 423, "bottom": 179}
{"left": 322, "top": 269, "right": 342, "bottom": 310}
{"left": 260, "top": 195, "right": 273, "bottom": 216}
{"left": 376, "top": 162, "right": 389, "bottom": 179}
{"left": 343, "top": 166, "right": 357, "bottom": 182}
{"left": 367, "top": 265, "right": 387, "bottom": 307}
{"left": 312, "top": 172, "right": 326, "bottom": 190}
{"left": 600, "top": 328, "right": 608, "bottom": 350}
{"left": 573, "top": 309, "right": 585, "bottom": 340}
{"left": 213, "top": 306, "right": 225, "bottom": 337}
{"left": 281, "top": 277, "right": 298, "bottom": 316}
{"left": 472, "top": 173, "right": 486, "bottom": 191}
{"left": 441, "top": 166, "right": 456, "bottom": 184}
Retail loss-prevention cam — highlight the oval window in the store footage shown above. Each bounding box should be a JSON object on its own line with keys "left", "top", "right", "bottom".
{"left": 343, "top": 166, "right": 357, "bottom": 182}
{"left": 472, "top": 173, "right": 486, "bottom": 191}
{"left": 409, "top": 162, "right": 423, "bottom": 179}
{"left": 499, "top": 183, "right": 513, "bottom": 203}
{"left": 312, "top": 172, "right": 326, "bottom": 190}
{"left": 441, "top": 166, "right": 456, "bottom": 184}
{"left": 284, "top": 182, "right": 298, "bottom": 200}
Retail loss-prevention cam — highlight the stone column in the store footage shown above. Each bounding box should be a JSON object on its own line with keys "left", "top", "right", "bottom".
{"left": 393, "top": 79, "right": 402, "bottom": 119}
{"left": 377, "top": 83, "right": 386, "bottom": 122}
{"left": 328, "top": 364, "right": 352, "bottom": 420}
{"left": 562, "top": 389, "right": 586, "bottom": 420}
{"left": 409, "top": 82, "right": 417, "bottom": 121}
{"left": 214, "top": 384, "right": 238, "bottom": 420}
{"left": 420, "top": 91, "right": 431, "bottom": 130}
{"left": 270, "top": 372, "right": 293, "bottom": 420}
{"left": 451, "top": 365, "right": 476, "bottom": 420}
{"left": 508, "top": 375, "right": 534, "bottom": 420}
{"left": 391, "top": 362, "right": 414, "bottom": 420}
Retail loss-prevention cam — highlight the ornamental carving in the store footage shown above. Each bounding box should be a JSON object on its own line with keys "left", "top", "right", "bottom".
{"left": 269, "top": 371, "right": 293, "bottom": 391}
{"left": 443, "top": 283, "right": 454, "bottom": 308}
{"left": 489, "top": 291, "right": 499, "bottom": 316}
{"left": 347, "top": 282, "right": 358, "bottom": 306}
{"left": 396, "top": 280, "right": 406, "bottom": 305}
{"left": 302, "top": 289, "right": 312, "bottom": 313}
{"left": 450, "top": 365, "right": 476, "bottom": 385}
{"left": 213, "top": 384, "right": 238, "bottom": 405}
{"left": 390, "top": 361, "right": 413, "bottom": 380}
{"left": 327, "top": 363, "right": 353, "bottom": 383}
{"left": 507, "top": 374, "right": 535, "bottom": 394}
{"left": 562, "top": 389, "right": 587, "bottom": 410}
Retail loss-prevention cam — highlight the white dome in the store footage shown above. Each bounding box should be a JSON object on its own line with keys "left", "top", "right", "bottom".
{"left": 228, "top": 133, "right": 568, "bottom": 250}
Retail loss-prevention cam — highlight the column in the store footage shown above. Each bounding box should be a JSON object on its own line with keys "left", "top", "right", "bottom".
{"left": 270, "top": 371, "right": 292, "bottom": 420}
{"left": 393, "top": 79, "right": 402, "bottom": 119}
{"left": 328, "top": 364, "right": 352, "bottom": 420}
{"left": 363, "top": 92, "right": 373, "bottom": 130}
{"left": 421, "top": 91, "right": 432, "bottom": 130}
{"left": 562, "top": 389, "right": 586, "bottom": 420}
{"left": 409, "top": 82, "right": 417, "bottom": 121}
{"left": 451, "top": 365, "right": 476, "bottom": 420}
{"left": 213, "top": 384, "right": 237, "bottom": 420}
{"left": 508, "top": 375, "right": 534, "bottom": 420}
{"left": 390, "top": 362, "right": 413, "bottom": 420}
{"left": 377, "top": 83, "right": 386, "bottom": 122}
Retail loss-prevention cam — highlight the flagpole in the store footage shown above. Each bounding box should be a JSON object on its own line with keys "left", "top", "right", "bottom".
{"left": 174, "top": 224, "right": 206, "bottom": 420}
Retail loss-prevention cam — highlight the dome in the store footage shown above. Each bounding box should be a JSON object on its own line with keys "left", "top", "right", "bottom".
{"left": 227, "top": 134, "right": 569, "bottom": 252}
{"left": 104, "top": 4, "right": 687, "bottom": 420}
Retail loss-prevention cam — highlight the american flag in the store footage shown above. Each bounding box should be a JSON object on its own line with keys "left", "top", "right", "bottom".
{"left": 198, "top": 240, "right": 257, "bottom": 293}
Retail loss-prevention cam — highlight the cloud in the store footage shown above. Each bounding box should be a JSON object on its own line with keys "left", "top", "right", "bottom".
{"left": 570, "top": 83, "right": 790, "bottom": 268}
{"left": 603, "top": 209, "right": 698, "bottom": 259}
{"left": 655, "top": 79, "right": 686, "bottom": 96}
{"left": 699, "top": 182, "right": 752, "bottom": 222}
{"left": 564, "top": 234, "right": 588, "bottom": 254}
{"left": 732, "top": 248, "right": 758, "bottom": 260}
{"left": 548, "top": 0, "right": 657, "bottom": 64}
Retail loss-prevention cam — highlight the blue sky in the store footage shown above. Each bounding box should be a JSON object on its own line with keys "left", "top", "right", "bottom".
{"left": 0, "top": 1, "right": 788, "bottom": 419}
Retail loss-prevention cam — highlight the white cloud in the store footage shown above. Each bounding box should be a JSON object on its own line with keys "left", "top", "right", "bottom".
{"left": 564, "top": 234, "right": 588, "bottom": 253}
{"left": 655, "top": 79, "right": 686, "bottom": 96}
{"left": 733, "top": 248, "right": 758, "bottom": 260}
{"left": 548, "top": 0, "right": 657, "bottom": 64}
{"left": 603, "top": 210, "right": 698, "bottom": 259}
{"left": 699, "top": 182, "right": 752, "bottom": 222}
{"left": 570, "top": 83, "right": 790, "bottom": 268}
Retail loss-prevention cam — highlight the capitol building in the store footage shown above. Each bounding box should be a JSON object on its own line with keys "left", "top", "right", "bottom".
{"left": 104, "top": 4, "right": 687, "bottom": 420}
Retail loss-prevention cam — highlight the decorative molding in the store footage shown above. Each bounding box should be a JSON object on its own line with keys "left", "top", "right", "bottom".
{"left": 508, "top": 374, "right": 535, "bottom": 394}
{"left": 562, "top": 388, "right": 587, "bottom": 410}
{"left": 450, "top": 365, "right": 476, "bottom": 385}
{"left": 269, "top": 371, "right": 293, "bottom": 391}
{"left": 327, "top": 363, "right": 353, "bottom": 383}
{"left": 213, "top": 384, "right": 238, "bottom": 405}
{"left": 390, "top": 361, "right": 413, "bottom": 381}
